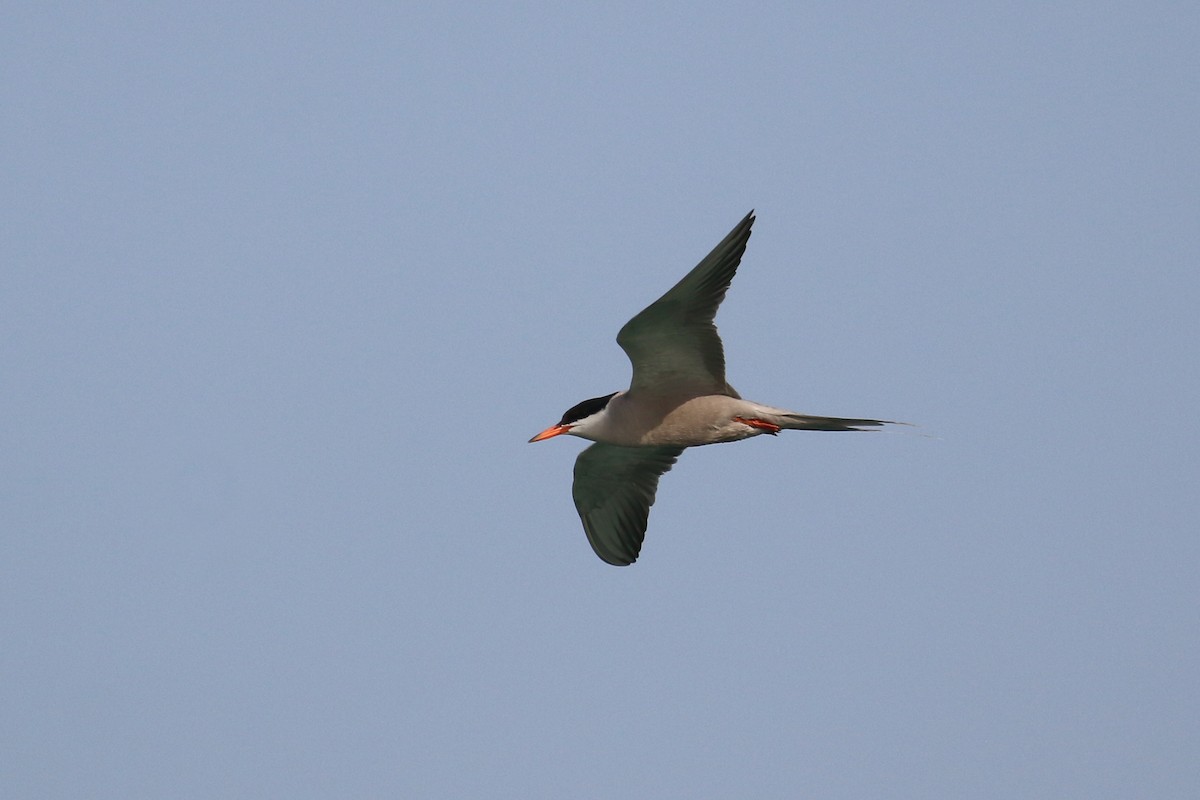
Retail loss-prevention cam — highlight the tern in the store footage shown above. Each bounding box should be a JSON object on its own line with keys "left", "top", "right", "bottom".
{"left": 530, "top": 211, "right": 893, "bottom": 565}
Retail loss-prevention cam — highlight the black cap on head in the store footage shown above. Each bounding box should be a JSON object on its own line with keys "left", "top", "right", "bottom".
{"left": 559, "top": 392, "right": 617, "bottom": 426}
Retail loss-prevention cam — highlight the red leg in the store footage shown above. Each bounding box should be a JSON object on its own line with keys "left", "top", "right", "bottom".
{"left": 733, "top": 416, "right": 781, "bottom": 435}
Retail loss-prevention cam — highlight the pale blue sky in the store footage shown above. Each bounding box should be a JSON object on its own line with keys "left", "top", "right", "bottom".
{"left": 3, "top": 4, "right": 1198, "bottom": 798}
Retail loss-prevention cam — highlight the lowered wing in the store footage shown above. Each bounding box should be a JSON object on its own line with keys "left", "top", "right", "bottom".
{"left": 571, "top": 443, "right": 685, "bottom": 566}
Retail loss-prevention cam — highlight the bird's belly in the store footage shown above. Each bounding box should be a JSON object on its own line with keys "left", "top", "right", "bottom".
{"left": 642, "top": 422, "right": 758, "bottom": 447}
{"left": 636, "top": 396, "right": 762, "bottom": 447}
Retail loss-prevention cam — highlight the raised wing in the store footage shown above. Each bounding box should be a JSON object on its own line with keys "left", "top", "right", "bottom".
{"left": 571, "top": 443, "right": 686, "bottom": 566}
{"left": 616, "top": 211, "right": 755, "bottom": 397}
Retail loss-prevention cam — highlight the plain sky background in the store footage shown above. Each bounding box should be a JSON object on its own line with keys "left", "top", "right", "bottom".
{"left": 3, "top": 3, "right": 1198, "bottom": 798}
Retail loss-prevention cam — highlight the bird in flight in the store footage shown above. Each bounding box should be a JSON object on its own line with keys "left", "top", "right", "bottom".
{"left": 530, "top": 211, "right": 893, "bottom": 565}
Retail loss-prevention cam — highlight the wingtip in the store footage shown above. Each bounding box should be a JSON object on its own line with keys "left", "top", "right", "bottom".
{"left": 738, "top": 209, "right": 756, "bottom": 236}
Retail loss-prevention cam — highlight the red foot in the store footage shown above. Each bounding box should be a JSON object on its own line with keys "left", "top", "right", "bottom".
{"left": 733, "top": 416, "right": 781, "bottom": 435}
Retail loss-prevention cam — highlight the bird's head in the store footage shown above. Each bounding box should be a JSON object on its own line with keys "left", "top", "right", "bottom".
{"left": 528, "top": 392, "right": 618, "bottom": 442}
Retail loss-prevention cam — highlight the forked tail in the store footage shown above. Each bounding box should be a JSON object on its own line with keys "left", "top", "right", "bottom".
{"left": 777, "top": 413, "right": 893, "bottom": 432}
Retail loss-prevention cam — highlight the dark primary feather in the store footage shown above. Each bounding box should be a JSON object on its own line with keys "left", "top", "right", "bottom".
{"left": 617, "top": 211, "right": 755, "bottom": 397}
{"left": 571, "top": 443, "right": 685, "bottom": 566}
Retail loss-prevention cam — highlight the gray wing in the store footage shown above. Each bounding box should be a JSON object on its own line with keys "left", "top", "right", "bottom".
{"left": 616, "top": 211, "right": 754, "bottom": 398}
{"left": 572, "top": 443, "right": 686, "bottom": 566}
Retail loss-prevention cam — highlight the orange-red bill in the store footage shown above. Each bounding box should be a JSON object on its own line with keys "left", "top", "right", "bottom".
{"left": 528, "top": 424, "right": 571, "bottom": 443}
